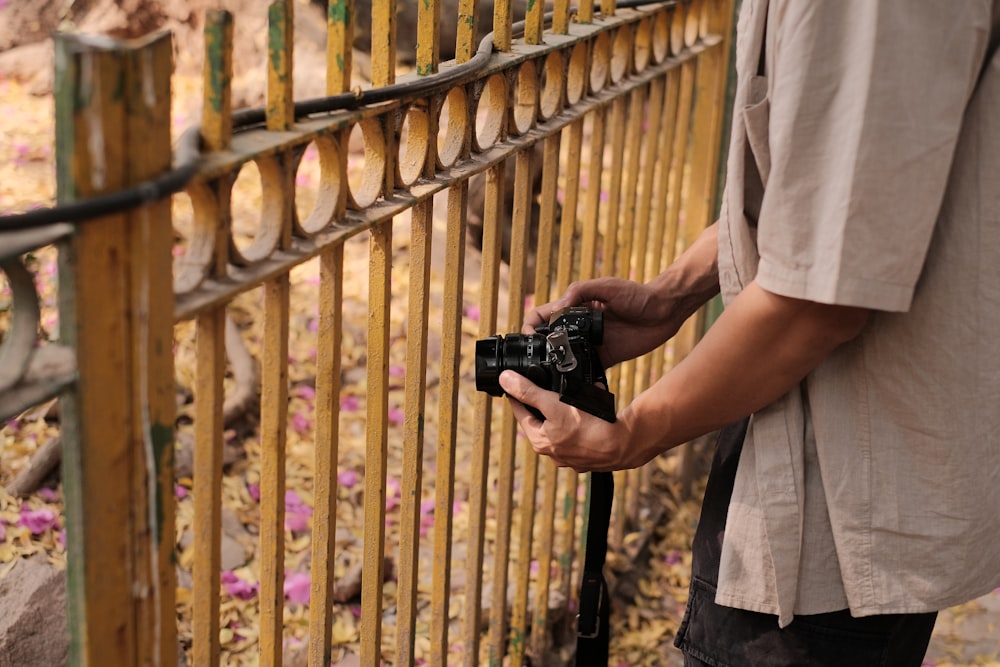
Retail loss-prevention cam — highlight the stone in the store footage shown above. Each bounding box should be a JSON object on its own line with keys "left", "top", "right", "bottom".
{"left": 0, "top": 556, "right": 68, "bottom": 667}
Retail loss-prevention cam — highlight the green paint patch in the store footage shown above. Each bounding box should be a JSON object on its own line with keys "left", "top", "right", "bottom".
{"left": 268, "top": 6, "right": 287, "bottom": 74}
{"left": 329, "top": 0, "right": 349, "bottom": 24}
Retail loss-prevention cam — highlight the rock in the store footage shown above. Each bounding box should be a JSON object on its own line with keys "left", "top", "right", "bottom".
{"left": 0, "top": 556, "right": 68, "bottom": 667}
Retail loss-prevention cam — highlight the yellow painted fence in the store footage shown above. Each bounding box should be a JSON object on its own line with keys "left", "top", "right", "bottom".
{"left": 0, "top": 0, "right": 734, "bottom": 664}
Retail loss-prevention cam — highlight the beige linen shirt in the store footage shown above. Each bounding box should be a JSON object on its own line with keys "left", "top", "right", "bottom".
{"left": 716, "top": 0, "right": 1000, "bottom": 627}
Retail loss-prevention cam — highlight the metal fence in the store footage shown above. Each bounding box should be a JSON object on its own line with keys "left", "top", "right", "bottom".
{"left": 0, "top": 0, "right": 734, "bottom": 664}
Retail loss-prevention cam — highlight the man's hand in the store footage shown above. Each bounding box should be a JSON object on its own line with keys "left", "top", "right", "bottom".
{"left": 498, "top": 370, "right": 657, "bottom": 472}
{"left": 524, "top": 224, "right": 721, "bottom": 368}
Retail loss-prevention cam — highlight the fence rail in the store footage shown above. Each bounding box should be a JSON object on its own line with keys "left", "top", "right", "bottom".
{"left": 0, "top": 0, "right": 734, "bottom": 664}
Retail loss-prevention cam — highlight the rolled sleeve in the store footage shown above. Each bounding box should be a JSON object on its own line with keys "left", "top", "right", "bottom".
{"left": 756, "top": 0, "right": 990, "bottom": 311}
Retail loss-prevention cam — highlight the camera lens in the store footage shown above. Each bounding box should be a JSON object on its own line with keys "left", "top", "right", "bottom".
{"left": 475, "top": 337, "right": 504, "bottom": 396}
{"left": 475, "top": 333, "right": 552, "bottom": 396}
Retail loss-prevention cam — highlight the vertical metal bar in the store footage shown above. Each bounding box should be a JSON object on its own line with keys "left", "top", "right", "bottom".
{"left": 631, "top": 76, "right": 667, "bottom": 501}
{"left": 488, "top": 148, "right": 531, "bottom": 665}
{"left": 580, "top": 108, "right": 607, "bottom": 279}
{"left": 307, "top": 245, "right": 344, "bottom": 667}
{"left": 417, "top": 0, "right": 441, "bottom": 75}
{"left": 432, "top": 180, "right": 467, "bottom": 665}
{"left": 192, "top": 308, "right": 225, "bottom": 667}
{"left": 362, "top": 221, "right": 392, "bottom": 667}
{"left": 579, "top": 0, "right": 595, "bottom": 24}
{"left": 601, "top": 0, "right": 617, "bottom": 16}
{"left": 259, "top": 275, "right": 290, "bottom": 667}
{"left": 190, "top": 14, "right": 236, "bottom": 664}
{"left": 202, "top": 11, "right": 233, "bottom": 152}
{"left": 599, "top": 97, "right": 629, "bottom": 551}
{"left": 648, "top": 69, "right": 681, "bottom": 387}
{"left": 456, "top": 0, "right": 478, "bottom": 64}
{"left": 55, "top": 33, "right": 133, "bottom": 667}
{"left": 600, "top": 96, "right": 627, "bottom": 282}
{"left": 494, "top": 0, "right": 513, "bottom": 51}
{"left": 371, "top": 0, "right": 397, "bottom": 86}
{"left": 530, "top": 132, "right": 563, "bottom": 661}
{"left": 400, "top": 212, "right": 435, "bottom": 667}
{"left": 553, "top": 0, "right": 571, "bottom": 35}
{"left": 327, "top": 0, "right": 353, "bottom": 95}
{"left": 261, "top": 9, "right": 296, "bottom": 656}
{"left": 267, "top": 0, "right": 294, "bottom": 131}
{"left": 467, "top": 159, "right": 502, "bottom": 667}
{"left": 555, "top": 120, "right": 585, "bottom": 632}
{"left": 310, "top": 4, "right": 351, "bottom": 664}
{"left": 525, "top": 0, "right": 545, "bottom": 45}
{"left": 612, "top": 86, "right": 647, "bottom": 546}
{"left": 508, "top": 147, "right": 539, "bottom": 667}
{"left": 125, "top": 32, "right": 177, "bottom": 667}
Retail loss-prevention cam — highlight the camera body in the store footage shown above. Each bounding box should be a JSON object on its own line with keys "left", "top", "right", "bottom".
{"left": 475, "top": 306, "right": 616, "bottom": 423}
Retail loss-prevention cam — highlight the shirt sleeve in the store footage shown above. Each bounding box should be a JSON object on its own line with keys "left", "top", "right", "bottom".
{"left": 755, "top": 0, "right": 991, "bottom": 311}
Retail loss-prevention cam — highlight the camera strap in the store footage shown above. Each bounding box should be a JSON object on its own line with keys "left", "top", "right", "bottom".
{"left": 576, "top": 470, "right": 613, "bottom": 665}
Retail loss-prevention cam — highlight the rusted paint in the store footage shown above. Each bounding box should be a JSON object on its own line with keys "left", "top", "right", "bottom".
{"left": 267, "top": 0, "right": 294, "bottom": 131}
{"left": 203, "top": 11, "right": 233, "bottom": 151}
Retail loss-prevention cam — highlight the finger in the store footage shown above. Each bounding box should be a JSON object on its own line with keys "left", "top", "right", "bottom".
{"left": 499, "top": 370, "right": 557, "bottom": 420}
{"left": 523, "top": 296, "right": 568, "bottom": 333}
{"left": 506, "top": 393, "right": 543, "bottom": 429}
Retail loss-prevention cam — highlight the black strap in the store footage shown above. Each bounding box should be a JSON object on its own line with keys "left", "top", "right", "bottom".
{"left": 576, "top": 470, "right": 613, "bottom": 665}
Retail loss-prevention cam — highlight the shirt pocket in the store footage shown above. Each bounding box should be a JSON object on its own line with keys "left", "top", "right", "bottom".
{"left": 743, "top": 74, "right": 771, "bottom": 186}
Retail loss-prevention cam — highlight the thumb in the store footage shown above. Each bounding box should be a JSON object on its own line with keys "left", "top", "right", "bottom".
{"left": 499, "top": 370, "right": 552, "bottom": 411}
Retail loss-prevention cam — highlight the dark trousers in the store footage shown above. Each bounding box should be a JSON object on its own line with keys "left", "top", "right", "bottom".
{"left": 673, "top": 420, "right": 938, "bottom": 667}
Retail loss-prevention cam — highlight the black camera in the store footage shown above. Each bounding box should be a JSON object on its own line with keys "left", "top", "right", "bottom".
{"left": 475, "top": 306, "right": 616, "bottom": 423}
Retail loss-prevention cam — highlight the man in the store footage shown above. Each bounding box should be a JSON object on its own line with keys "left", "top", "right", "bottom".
{"left": 497, "top": 1, "right": 1000, "bottom": 664}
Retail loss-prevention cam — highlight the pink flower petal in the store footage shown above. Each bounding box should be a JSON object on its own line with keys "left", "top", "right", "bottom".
{"left": 464, "top": 305, "right": 481, "bottom": 322}
{"left": 295, "top": 385, "right": 316, "bottom": 401}
{"left": 283, "top": 571, "right": 311, "bottom": 604}
{"left": 247, "top": 482, "right": 261, "bottom": 502}
{"left": 338, "top": 469, "right": 359, "bottom": 488}
{"left": 290, "top": 411, "right": 311, "bottom": 435}
{"left": 221, "top": 571, "right": 259, "bottom": 600}
{"left": 0, "top": 521, "right": 6, "bottom": 542}
{"left": 19, "top": 507, "right": 58, "bottom": 535}
{"left": 388, "top": 407, "right": 405, "bottom": 425}
{"left": 340, "top": 395, "right": 360, "bottom": 412}
{"left": 174, "top": 484, "right": 188, "bottom": 499}
{"left": 37, "top": 487, "right": 59, "bottom": 502}
{"left": 389, "top": 365, "right": 405, "bottom": 378}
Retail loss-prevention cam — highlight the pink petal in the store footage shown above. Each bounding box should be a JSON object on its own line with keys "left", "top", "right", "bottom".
{"left": 295, "top": 385, "right": 316, "bottom": 401}
{"left": 291, "top": 411, "right": 311, "bottom": 434}
{"left": 19, "top": 507, "right": 58, "bottom": 535}
{"left": 464, "top": 305, "right": 481, "bottom": 322}
{"left": 37, "top": 488, "right": 59, "bottom": 502}
{"left": 0, "top": 521, "right": 6, "bottom": 542}
{"left": 389, "top": 365, "right": 405, "bottom": 378}
{"left": 174, "top": 484, "right": 188, "bottom": 499}
{"left": 285, "top": 489, "right": 303, "bottom": 507}
{"left": 338, "top": 469, "right": 359, "bottom": 488}
{"left": 283, "top": 571, "right": 311, "bottom": 604}
{"left": 388, "top": 407, "right": 404, "bottom": 425}
{"left": 221, "top": 571, "right": 259, "bottom": 600}
{"left": 247, "top": 482, "right": 261, "bottom": 502}
{"left": 340, "top": 395, "right": 360, "bottom": 412}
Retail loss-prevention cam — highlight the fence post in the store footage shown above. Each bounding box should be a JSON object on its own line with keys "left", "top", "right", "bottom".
{"left": 54, "top": 31, "right": 177, "bottom": 667}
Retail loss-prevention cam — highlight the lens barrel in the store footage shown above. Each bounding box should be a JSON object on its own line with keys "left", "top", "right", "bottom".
{"left": 474, "top": 333, "right": 552, "bottom": 396}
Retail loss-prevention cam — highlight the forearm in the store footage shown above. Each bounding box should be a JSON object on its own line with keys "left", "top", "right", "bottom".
{"left": 647, "top": 222, "right": 721, "bottom": 329}
{"left": 620, "top": 281, "right": 870, "bottom": 461}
